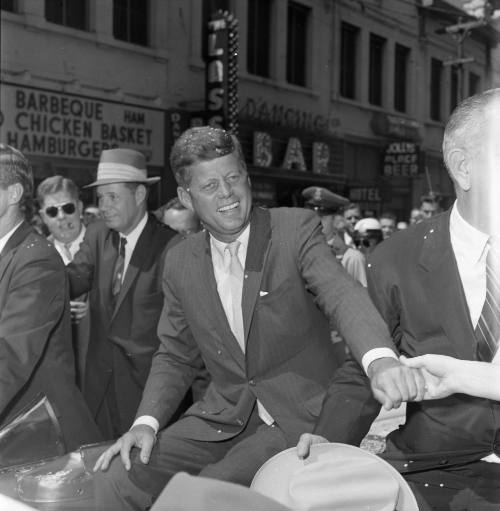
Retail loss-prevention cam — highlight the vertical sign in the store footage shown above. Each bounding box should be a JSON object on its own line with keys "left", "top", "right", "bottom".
{"left": 205, "top": 11, "right": 238, "bottom": 133}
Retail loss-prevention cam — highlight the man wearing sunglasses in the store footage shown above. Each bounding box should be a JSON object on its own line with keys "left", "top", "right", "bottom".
{"left": 37, "top": 176, "right": 89, "bottom": 388}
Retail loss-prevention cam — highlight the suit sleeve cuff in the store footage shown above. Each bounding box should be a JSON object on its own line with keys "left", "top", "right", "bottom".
{"left": 361, "top": 348, "right": 398, "bottom": 374}
{"left": 131, "top": 415, "right": 159, "bottom": 435}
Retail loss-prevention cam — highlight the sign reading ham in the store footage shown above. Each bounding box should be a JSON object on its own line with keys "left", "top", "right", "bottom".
{"left": 0, "top": 84, "right": 165, "bottom": 165}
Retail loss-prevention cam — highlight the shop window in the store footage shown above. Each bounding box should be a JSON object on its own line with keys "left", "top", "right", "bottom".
{"left": 247, "top": 0, "right": 271, "bottom": 78}
{"left": 1, "top": 0, "right": 15, "bottom": 12}
{"left": 450, "top": 65, "right": 459, "bottom": 113}
{"left": 369, "top": 33, "right": 386, "bottom": 106}
{"left": 469, "top": 72, "right": 480, "bottom": 97}
{"left": 113, "top": 0, "right": 149, "bottom": 46}
{"left": 287, "top": 1, "right": 310, "bottom": 87}
{"left": 45, "top": 0, "right": 88, "bottom": 30}
{"left": 430, "top": 58, "right": 442, "bottom": 121}
{"left": 394, "top": 43, "right": 410, "bottom": 112}
{"left": 340, "top": 22, "right": 359, "bottom": 99}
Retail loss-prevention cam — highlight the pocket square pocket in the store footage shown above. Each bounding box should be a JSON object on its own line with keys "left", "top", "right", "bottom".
{"left": 259, "top": 291, "right": 269, "bottom": 297}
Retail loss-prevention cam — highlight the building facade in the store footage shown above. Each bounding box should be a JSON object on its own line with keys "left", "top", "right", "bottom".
{"left": 1, "top": 0, "right": 498, "bottom": 217}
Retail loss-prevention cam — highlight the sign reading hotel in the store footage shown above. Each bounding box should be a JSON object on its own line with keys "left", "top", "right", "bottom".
{"left": 382, "top": 141, "right": 420, "bottom": 177}
{"left": 0, "top": 84, "right": 165, "bottom": 166}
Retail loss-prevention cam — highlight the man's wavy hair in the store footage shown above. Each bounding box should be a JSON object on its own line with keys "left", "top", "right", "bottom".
{"left": 0, "top": 144, "right": 34, "bottom": 221}
{"left": 170, "top": 127, "right": 246, "bottom": 188}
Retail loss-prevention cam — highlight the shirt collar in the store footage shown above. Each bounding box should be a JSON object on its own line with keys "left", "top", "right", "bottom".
{"left": 450, "top": 201, "right": 489, "bottom": 264}
{"left": 0, "top": 220, "right": 23, "bottom": 255}
{"left": 120, "top": 212, "right": 148, "bottom": 248}
{"left": 210, "top": 224, "right": 251, "bottom": 262}
{"left": 53, "top": 225, "right": 86, "bottom": 251}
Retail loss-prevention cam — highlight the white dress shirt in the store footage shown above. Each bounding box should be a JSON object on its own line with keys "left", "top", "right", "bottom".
{"left": 117, "top": 212, "right": 148, "bottom": 283}
{"left": 53, "top": 225, "right": 86, "bottom": 265}
{"left": 449, "top": 203, "right": 499, "bottom": 463}
{"left": 0, "top": 221, "right": 23, "bottom": 255}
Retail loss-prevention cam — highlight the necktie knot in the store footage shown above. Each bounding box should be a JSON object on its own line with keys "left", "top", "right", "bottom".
{"left": 224, "top": 241, "right": 241, "bottom": 273}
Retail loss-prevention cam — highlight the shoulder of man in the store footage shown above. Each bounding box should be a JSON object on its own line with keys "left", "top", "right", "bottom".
{"left": 15, "top": 230, "right": 65, "bottom": 271}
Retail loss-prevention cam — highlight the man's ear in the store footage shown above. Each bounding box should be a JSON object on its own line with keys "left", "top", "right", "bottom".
{"left": 77, "top": 200, "right": 84, "bottom": 216}
{"left": 178, "top": 186, "right": 193, "bottom": 211}
{"left": 135, "top": 184, "right": 147, "bottom": 205}
{"left": 8, "top": 183, "right": 24, "bottom": 206}
{"left": 447, "top": 149, "right": 471, "bottom": 192}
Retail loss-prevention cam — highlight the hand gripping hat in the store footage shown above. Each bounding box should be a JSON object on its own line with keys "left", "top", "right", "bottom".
{"left": 302, "top": 186, "right": 349, "bottom": 214}
{"left": 354, "top": 217, "right": 382, "bottom": 234}
{"left": 85, "top": 148, "right": 160, "bottom": 188}
{"left": 251, "top": 443, "right": 419, "bottom": 511}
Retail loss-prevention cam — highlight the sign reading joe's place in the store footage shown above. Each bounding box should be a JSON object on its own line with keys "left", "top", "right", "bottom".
{"left": 382, "top": 141, "right": 420, "bottom": 177}
{"left": 0, "top": 84, "right": 165, "bottom": 166}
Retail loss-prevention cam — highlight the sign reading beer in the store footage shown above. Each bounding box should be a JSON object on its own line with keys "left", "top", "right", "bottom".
{"left": 0, "top": 83, "right": 165, "bottom": 165}
{"left": 205, "top": 11, "right": 238, "bottom": 133}
{"left": 382, "top": 141, "right": 420, "bottom": 177}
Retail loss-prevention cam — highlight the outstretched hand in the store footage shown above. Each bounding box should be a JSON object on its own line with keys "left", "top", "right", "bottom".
{"left": 400, "top": 354, "right": 458, "bottom": 399}
{"left": 367, "top": 357, "right": 426, "bottom": 410}
{"left": 93, "top": 424, "right": 156, "bottom": 472}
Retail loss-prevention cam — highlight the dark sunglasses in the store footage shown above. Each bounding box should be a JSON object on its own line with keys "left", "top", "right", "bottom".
{"left": 44, "top": 202, "right": 76, "bottom": 218}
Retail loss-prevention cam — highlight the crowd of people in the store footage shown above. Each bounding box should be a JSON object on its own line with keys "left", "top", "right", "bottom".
{"left": 0, "top": 88, "right": 498, "bottom": 511}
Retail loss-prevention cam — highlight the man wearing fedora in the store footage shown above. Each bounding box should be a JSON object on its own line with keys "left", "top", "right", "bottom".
{"left": 92, "top": 127, "right": 424, "bottom": 510}
{"left": 66, "top": 147, "right": 178, "bottom": 440}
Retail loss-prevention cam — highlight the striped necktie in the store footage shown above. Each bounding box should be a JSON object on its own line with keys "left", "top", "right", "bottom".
{"left": 475, "top": 237, "right": 500, "bottom": 361}
{"left": 112, "top": 236, "right": 127, "bottom": 297}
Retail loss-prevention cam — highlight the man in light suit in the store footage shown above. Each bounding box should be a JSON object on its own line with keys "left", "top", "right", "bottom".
{"left": 0, "top": 144, "right": 100, "bottom": 452}
{"left": 93, "top": 127, "right": 423, "bottom": 510}
{"left": 301, "top": 89, "right": 500, "bottom": 510}
{"left": 67, "top": 148, "right": 178, "bottom": 440}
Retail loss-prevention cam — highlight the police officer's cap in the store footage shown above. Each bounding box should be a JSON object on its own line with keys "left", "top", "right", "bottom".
{"left": 302, "top": 186, "right": 349, "bottom": 214}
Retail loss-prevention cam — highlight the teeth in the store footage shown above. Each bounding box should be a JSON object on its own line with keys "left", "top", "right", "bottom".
{"left": 219, "top": 202, "right": 238, "bottom": 212}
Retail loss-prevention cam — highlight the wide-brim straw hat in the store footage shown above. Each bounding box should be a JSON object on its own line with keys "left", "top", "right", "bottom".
{"left": 251, "top": 443, "right": 419, "bottom": 511}
{"left": 85, "top": 148, "right": 160, "bottom": 188}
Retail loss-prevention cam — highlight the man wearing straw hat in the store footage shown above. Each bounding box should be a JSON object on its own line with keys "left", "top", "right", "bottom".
{"left": 66, "top": 148, "right": 177, "bottom": 440}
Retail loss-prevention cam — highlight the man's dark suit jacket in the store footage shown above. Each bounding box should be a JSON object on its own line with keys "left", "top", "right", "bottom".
{"left": 315, "top": 211, "right": 500, "bottom": 469}
{"left": 0, "top": 222, "right": 101, "bottom": 451}
{"left": 67, "top": 214, "right": 176, "bottom": 437}
{"left": 137, "top": 207, "right": 396, "bottom": 445}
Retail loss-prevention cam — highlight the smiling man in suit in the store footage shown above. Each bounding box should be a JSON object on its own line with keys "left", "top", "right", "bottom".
{"left": 66, "top": 148, "right": 177, "bottom": 440}
{"left": 300, "top": 89, "right": 500, "bottom": 510}
{"left": 0, "top": 144, "right": 100, "bottom": 452}
{"left": 92, "top": 127, "right": 423, "bottom": 511}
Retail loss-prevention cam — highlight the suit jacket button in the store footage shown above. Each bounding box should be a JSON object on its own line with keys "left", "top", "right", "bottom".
{"left": 201, "top": 410, "right": 206, "bottom": 415}
{"left": 217, "top": 429, "right": 222, "bottom": 434}
{"left": 249, "top": 380, "right": 255, "bottom": 386}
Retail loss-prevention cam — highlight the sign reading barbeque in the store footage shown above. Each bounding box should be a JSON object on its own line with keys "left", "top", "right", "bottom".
{"left": 205, "top": 10, "right": 239, "bottom": 133}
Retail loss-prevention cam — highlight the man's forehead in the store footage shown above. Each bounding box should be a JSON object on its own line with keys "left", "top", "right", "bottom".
{"left": 42, "top": 191, "right": 76, "bottom": 204}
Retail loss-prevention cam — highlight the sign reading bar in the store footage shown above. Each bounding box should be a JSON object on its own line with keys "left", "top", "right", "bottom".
{"left": 382, "top": 141, "right": 420, "bottom": 177}
{"left": 0, "top": 84, "right": 165, "bottom": 165}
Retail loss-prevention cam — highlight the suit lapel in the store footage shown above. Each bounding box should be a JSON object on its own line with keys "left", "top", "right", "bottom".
{"left": 193, "top": 232, "right": 246, "bottom": 371}
{"left": 0, "top": 222, "right": 32, "bottom": 282}
{"left": 418, "top": 212, "right": 476, "bottom": 358}
{"left": 242, "top": 208, "right": 271, "bottom": 346}
{"left": 111, "top": 215, "right": 154, "bottom": 321}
